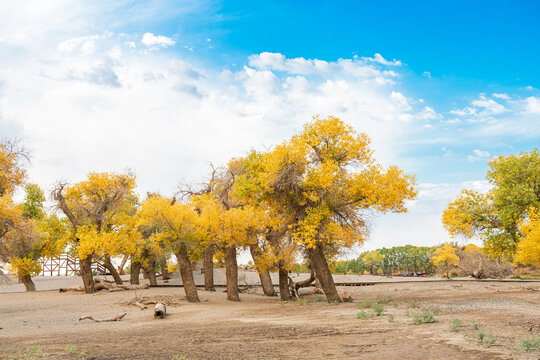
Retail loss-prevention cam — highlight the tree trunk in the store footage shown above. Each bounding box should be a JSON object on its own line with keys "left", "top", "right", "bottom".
{"left": 278, "top": 267, "right": 290, "bottom": 301}
{"left": 145, "top": 261, "right": 157, "bottom": 286}
{"left": 224, "top": 246, "right": 239, "bottom": 301}
{"left": 20, "top": 274, "right": 36, "bottom": 292}
{"left": 249, "top": 245, "right": 276, "bottom": 296}
{"left": 103, "top": 257, "right": 123, "bottom": 284}
{"left": 162, "top": 265, "right": 170, "bottom": 280}
{"left": 203, "top": 245, "right": 215, "bottom": 291}
{"left": 80, "top": 256, "right": 95, "bottom": 293}
{"left": 175, "top": 245, "right": 200, "bottom": 303}
{"left": 118, "top": 254, "right": 129, "bottom": 275}
{"left": 308, "top": 243, "right": 342, "bottom": 303}
{"left": 130, "top": 261, "right": 141, "bottom": 285}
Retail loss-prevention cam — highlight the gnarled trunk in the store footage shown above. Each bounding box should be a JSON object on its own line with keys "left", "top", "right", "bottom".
{"left": 118, "top": 255, "right": 129, "bottom": 275}
{"left": 20, "top": 274, "right": 36, "bottom": 292}
{"left": 145, "top": 261, "right": 157, "bottom": 286}
{"left": 162, "top": 265, "right": 170, "bottom": 280}
{"left": 278, "top": 267, "right": 290, "bottom": 301}
{"left": 307, "top": 243, "right": 342, "bottom": 303}
{"left": 249, "top": 245, "right": 276, "bottom": 296}
{"left": 175, "top": 245, "right": 199, "bottom": 303}
{"left": 80, "top": 256, "right": 95, "bottom": 293}
{"left": 203, "top": 245, "right": 215, "bottom": 291}
{"left": 103, "top": 257, "right": 123, "bottom": 284}
{"left": 130, "top": 261, "right": 141, "bottom": 284}
{"left": 224, "top": 246, "right": 239, "bottom": 301}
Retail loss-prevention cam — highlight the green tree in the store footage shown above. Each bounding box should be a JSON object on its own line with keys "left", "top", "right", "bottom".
{"left": 443, "top": 150, "right": 540, "bottom": 259}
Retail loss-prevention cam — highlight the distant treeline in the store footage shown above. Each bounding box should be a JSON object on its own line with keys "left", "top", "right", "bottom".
{"left": 332, "top": 245, "right": 436, "bottom": 275}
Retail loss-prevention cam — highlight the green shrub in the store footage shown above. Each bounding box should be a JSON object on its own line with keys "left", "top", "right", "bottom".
{"left": 484, "top": 331, "right": 496, "bottom": 345}
{"left": 358, "top": 299, "right": 372, "bottom": 308}
{"left": 387, "top": 314, "right": 395, "bottom": 323}
{"left": 412, "top": 310, "right": 437, "bottom": 325}
{"left": 450, "top": 317, "right": 462, "bottom": 332}
{"left": 372, "top": 304, "right": 384, "bottom": 316}
{"left": 409, "top": 300, "right": 417, "bottom": 308}
{"left": 356, "top": 311, "right": 372, "bottom": 320}
{"left": 297, "top": 298, "right": 308, "bottom": 305}
{"left": 477, "top": 330, "right": 485, "bottom": 342}
{"left": 376, "top": 294, "right": 392, "bottom": 304}
{"left": 520, "top": 336, "right": 540, "bottom": 353}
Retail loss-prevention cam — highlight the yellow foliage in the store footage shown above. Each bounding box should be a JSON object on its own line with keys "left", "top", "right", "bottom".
{"left": 235, "top": 116, "right": 416, "bottom": 251}
{"left": 60, "top": 171, "right": 139, "bottom": 262}
{"left": 433, "top": 243, "right": 459, "bottom": 277}
{"left": 167, "top": 262, "right": 178, "bottom": 274}
{"left": 138, "top": 195, "right": 201, "bottom": 253}
{"left": 0, "top": 141, "right": 27, "bottom": 196}
{"left": 515, "top": 209, "right": 540, "bottom": 266}
{"left": 9, "top": 257, "right": 42, "bottom": 277}
{"left": 433, "top": 244, "right": 459, "bottom": 266}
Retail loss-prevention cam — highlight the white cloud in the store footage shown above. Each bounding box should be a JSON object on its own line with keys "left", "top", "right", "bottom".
{"left": 524, "top": 96, "right": 540, "bottom": 114}
{"left": 141, "top": 32, "right": 175, "bottom": 47}
{"left": 467, "top": 149, "right": 491, "bottom": 162}
{"left": 492, "top": 93, "right": 510, "bottom": 100}
{"left": 471, "top": 95, "right": 506, "bottom": 115}
{"left": 1, "top": 1, "right": 538, "bottom": 256}
{"left": 364, "top": 53, "right": 402, "bottom": 66}
{"left": 248, "top": 52, "right": 399, "bottom": 82}
{"left": 473, "top": 149, "right": 490, "bottom": 157}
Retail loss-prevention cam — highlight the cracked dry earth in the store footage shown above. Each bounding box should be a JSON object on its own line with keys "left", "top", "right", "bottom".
{"left": 1, "top": 281, "right": 539, "bottom": 359}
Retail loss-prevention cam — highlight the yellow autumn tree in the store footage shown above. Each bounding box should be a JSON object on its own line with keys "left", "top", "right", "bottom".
{"left": 234, "top": 116, "right": 417, "bottom": 302}
{"left": 195, "top": 193, "right": 266, "bottom": 301}
{"left": 515, "top": 209, "right": 540, "bottom": 266}
{"left": 138, "top": 195, "right": 202, "bottom": 302}
{"left": 1, "top": 141, "right": 64, "bottom": 291}
{"left": 52, "top": 171, "right": 139, "bottom": 293}
{"left": 433, "top": 243, "right": 459, "bottom": 278}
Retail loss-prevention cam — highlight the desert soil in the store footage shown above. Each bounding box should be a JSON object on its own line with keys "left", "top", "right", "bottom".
{"left": 1, "top": 280, "right": 539, "bottom": 360}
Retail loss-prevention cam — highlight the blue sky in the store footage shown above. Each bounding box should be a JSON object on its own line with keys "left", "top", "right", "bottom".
{"left": 1, "top": 0, "right": 539, "bottom": 256}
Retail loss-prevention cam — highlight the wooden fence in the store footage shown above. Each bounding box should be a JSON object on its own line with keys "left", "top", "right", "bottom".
{"left": 39, "top": 254, "right": 106, "bottom": 276}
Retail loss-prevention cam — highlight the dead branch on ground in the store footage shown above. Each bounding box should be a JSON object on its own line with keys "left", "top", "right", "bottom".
{"left": 75, "top": 312, "right": 127, "bottom": 324}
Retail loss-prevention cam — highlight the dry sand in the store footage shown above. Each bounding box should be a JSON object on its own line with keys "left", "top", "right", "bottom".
{"left": 1, "top": 276, "right": 539, "bottom": 359}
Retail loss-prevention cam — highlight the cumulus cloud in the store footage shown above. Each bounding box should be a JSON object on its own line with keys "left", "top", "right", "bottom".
{"left": 141, "top": 32, "right": 175, "bottom": 47}
{"left": 471, "top": 95, "right": 506, "bottom": 115}
{"left": 1, "top": 1, "right": 537, "bottom": 254}
{"left": 524, "top": 96, "right": 540, "bottom": 114}
{"left": 364, "top": 53, "right": 402, "bottom": 66}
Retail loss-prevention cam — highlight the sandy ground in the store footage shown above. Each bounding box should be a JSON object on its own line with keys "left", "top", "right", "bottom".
{"left": 1, "top": 276, "right": 539, "bottom": 360}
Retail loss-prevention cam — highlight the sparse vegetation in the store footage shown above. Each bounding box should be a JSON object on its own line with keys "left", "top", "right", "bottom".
{"left": 520, "top": 336, "right": 540, "bottom": 353}
{"left": 356, "top": 311, "right": 372, "bottom": 320}
{"left": 412, "top": 310, "right": 437, "bottom": 325}
{"left": 409, "top": 300, "right": 417, "bottom": 308}
{"left": 297, "top": 298, "right": 308, "bottom": 305}
{"left": 358, "top": 299, "right": 372, "bottom": 308}
{"left": 387, "top": 314, "right": 395, "bottom": 322}
{"left": 372, "top": 304, "right": 384, "bottom": 316}
{"left": 450, "top": 317, "right": 462, "bottom": 332}
{"left": 376, "top": 294, "right": 392, "bottom": 304}
{"left": 484, "top": 331, "right": 496, "bottom": 345}
{"left": 65, "top": 345, "right": 86, "bottom": 359}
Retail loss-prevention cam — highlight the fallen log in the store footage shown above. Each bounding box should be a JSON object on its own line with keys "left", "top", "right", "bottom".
{"left": 59, "top": 287, "right": 84, "bottom": 292}
{"left": 154, "top": 303, "right": 166, "bottom": 319}
{"left": 75, "top": 312, "right": 127, "bottom": 324}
